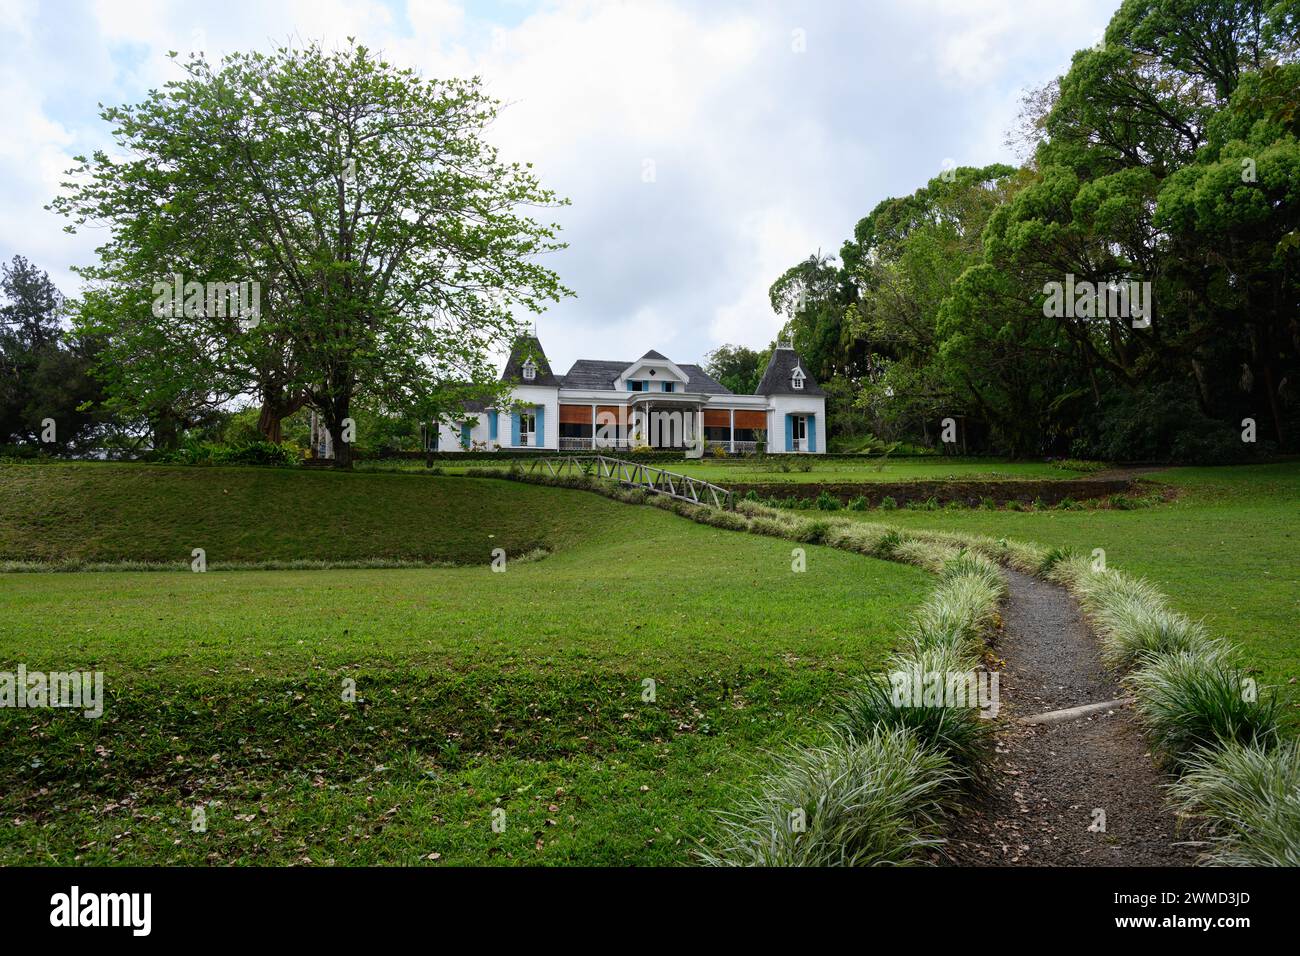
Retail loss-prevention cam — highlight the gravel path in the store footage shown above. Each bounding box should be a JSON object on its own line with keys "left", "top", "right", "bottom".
{"left": 943, "top": 570, "right": 1196, "bottom": 866}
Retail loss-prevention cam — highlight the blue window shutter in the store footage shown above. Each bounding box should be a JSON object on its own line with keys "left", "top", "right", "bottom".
{"left": 785, "top": 414, "right": 793, "bottom": 452}
{"left": 626, "top": 381, "right": 633, "bottom": 391}
{"left": 460, "top": 423, "right": 471, "bottom": 448}
{"left": 535, "top": 405, "right": 545, "bottom": 447}
{"left": 489, "top": 411, "right": 498, "bottom": 441}
{"left": 511, "top": 412, "right": 520, "bottom": 446}
{"left": 807, "top": 414, "right": 816, "bottom": 452}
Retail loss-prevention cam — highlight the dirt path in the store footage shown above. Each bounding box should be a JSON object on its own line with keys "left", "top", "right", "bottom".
{"left": 943, "top": 570, "right": 1196, "bottom": 866}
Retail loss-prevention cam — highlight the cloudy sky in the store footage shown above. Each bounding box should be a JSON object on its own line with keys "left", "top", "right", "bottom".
{"left": 0, "top": 0, "right": 1117, "bottom": 373}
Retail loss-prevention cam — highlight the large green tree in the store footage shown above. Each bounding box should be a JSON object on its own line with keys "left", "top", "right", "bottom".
{"left": 0, "top": 256, "right": 105, "bottom": 451}
{"left": 54, "top": 43, "right": 570, "bottom": 466}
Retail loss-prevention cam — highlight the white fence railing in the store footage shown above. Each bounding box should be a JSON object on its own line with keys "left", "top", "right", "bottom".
{"left": 525, "top": 456, "right": 734, "bottom": 510}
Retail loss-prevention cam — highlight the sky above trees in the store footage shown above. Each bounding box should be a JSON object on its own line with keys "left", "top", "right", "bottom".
{"left": 0, "top": 0, "right": 1118, "bottom": 373}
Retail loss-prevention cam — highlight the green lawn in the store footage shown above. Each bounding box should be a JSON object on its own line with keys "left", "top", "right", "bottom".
{"left": 358, "top": 455, "right": 1089, "bottom": 484}
{"left": 0, "top": 462, "right": 609, "bottom": 566}
{"left": 3, "top": 459, "right": 1294, "bottom": 865}
{"left": 829, "top": 463, "right": 1300, "bottom": 699}
{"left": 671, "top": 456, "right": 1089, "bottom": 484}
{"left": 0, "top": 463, "right": 930, "bottom": 865}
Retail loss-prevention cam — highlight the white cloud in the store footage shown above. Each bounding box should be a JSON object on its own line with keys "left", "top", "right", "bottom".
{"left": 0, "top": 0, "right": 1120, "bottom": 374}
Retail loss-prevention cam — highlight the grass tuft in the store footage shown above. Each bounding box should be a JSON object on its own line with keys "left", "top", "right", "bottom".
{"left": 699, "top": 727, "right": 959, "bottom": 867}
{"left": 834, "top": 645, "right": 995, "bottom": 783}
{"left": 1126, "top": 650, "right": 1280, "bottom": 766}
{"left": 1169, "top": 739, "right": 1300, "bottom": 866}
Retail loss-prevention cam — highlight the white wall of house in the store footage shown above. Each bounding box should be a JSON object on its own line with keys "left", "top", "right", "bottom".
{"left": 435, "top": 385, "right": 559, "bottom": 452}
{"left": 767, "top": 395, "right": 828, "bottom": 453}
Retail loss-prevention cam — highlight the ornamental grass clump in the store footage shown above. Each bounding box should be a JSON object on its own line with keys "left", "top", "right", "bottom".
{"left": 1125, "top": 649, "right": 1280, "bottom": 766}
{"left": 835, "top": 645, "right": 995, "bottom": 783}
{"left": 1169, "top": 739, "right": 1300, "bottom": 867}
{"left": 700, "top": 727, "right": 959, "bottom": 867}
{"left": 1090, "top": 594, "right": 1221, "bottom": 671}
{"left": 908, "top": 573, "right": 1003, "bottom": 658}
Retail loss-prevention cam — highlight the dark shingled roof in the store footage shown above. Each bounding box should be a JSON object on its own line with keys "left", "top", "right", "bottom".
{"left": 639, "top": 349, "right": 669, "bottom": 361}
{"left": 500, "top": 335, "right": 559, "bottom": 386}
{"left": 558, "top": 359, "right": 732, "bottom": 395}
{"left": 755, "top": 347, "right": 824, "bottom": 396}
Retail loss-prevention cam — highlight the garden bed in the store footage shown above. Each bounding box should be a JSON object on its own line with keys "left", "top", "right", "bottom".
{"left": 725, "top": 478, "right": 1138, "bottom": 507}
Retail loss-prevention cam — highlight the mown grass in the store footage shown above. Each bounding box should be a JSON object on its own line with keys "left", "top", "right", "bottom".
{"left": 827, "top": 463, "right": 1300, "bottom": 698}
{"left": 0, "top": 463, "right": 930, "bottom": 865}
{"left": 674, "top": 457, "right": 1088, "bottom": 483}
{"left": 394, "top": 457, "right": 1090, "bottom": 484}
{"left": 0, "top": 462, "right": 605, "bottom": 565}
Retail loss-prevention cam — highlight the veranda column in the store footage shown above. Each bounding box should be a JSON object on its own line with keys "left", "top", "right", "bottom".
{"left": 729, "top": 408, "right": 735, "bottom": 453}
{"left": 591, "top": 403, "right": 597, "bottom": 451}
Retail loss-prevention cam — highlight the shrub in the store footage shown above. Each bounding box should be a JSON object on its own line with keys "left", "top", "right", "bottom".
{"left": 909, "top": 573, "right": 1003, "bottom": 658}
{"left": 699, "top": 509, "right": 752, "bottom": 532}
{"left": 979, "top": 497, "right": 996, "bottom": 510}
{"left": 1169, "top": 740, "right": 1300, "bottom": 866}
{"left": 847, "top": 495, "right": 868, "bottom": 511}
{"left": 1090, "top": 596, "right": 1221, "bottom": 671}
{"left": 823, "top": 522, "right": 893, "bottom": 555}
{"left": 942, "top": 552, "right": 1006, "bottom": 598}
{"left": 1036, "top": 545, "right": 1075, "bottom": 577}
{"left": 835, "top": 646, "right": 995, "bottom": 782}
{"left": 891, "top": 539, "right": 958, "bottom": 573}
{"left": 814, "top": 491, "right": 841, "bottom": 511}
{"left": 878, "top": 495, "right": 898, "bottom": 510}
{"left": 700, "top": 728, "right": 959, "bottom": 867}
{"left": 795, "top": 518, "right": 836, "bottom": 545}
{"left": 1125, "top": 650, "right": 1281, "bottom": 766}
{"left": 160, "top": 438, "right": 300, "bottom": 467}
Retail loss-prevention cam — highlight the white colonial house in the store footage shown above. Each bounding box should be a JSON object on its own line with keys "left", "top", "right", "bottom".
{"left": 434, "top": 336, "right": 827, "bottom": 455}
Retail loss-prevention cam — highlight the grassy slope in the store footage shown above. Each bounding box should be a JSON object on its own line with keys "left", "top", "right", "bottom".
{"left": 0, "top": 463, "right": 605, "bottom": 565}
{"left": 0, "top": 463, "right": 930, "bottom": 865}
{"left": 834, "top": 463, "right": 1300, "bottom": 699}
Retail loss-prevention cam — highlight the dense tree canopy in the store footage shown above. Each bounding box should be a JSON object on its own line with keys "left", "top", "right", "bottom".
{"left": 0, "top": 257, "right": 106, "bottom": 452}
{"left": 714, "top": 0, "right": 1299, "bottom": 459}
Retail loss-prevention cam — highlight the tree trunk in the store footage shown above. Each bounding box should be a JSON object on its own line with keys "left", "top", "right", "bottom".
{"left": 152, "top": 413, "right": 180, "bottom": 451}
{"left": 257, "top": 390, "right": 307, "bottom": 444}
{"left": 258, "top": 403, "right": 284, "bottom": 443}
{"left": 324, "top": 390, "right": 353, "bottom": 470}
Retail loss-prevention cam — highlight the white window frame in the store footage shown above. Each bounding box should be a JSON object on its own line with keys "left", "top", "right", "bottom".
{"left": 791, "top": 367, "right": 805, "bottom": 390}
{"left": 792, "top": 414, "right": 807, "bottom": 451}
{"left": 522, "top": 359, "right": 537, "bottom": 381}
{"left": 519, "top": 411, "right": 537, "bottom": 446}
